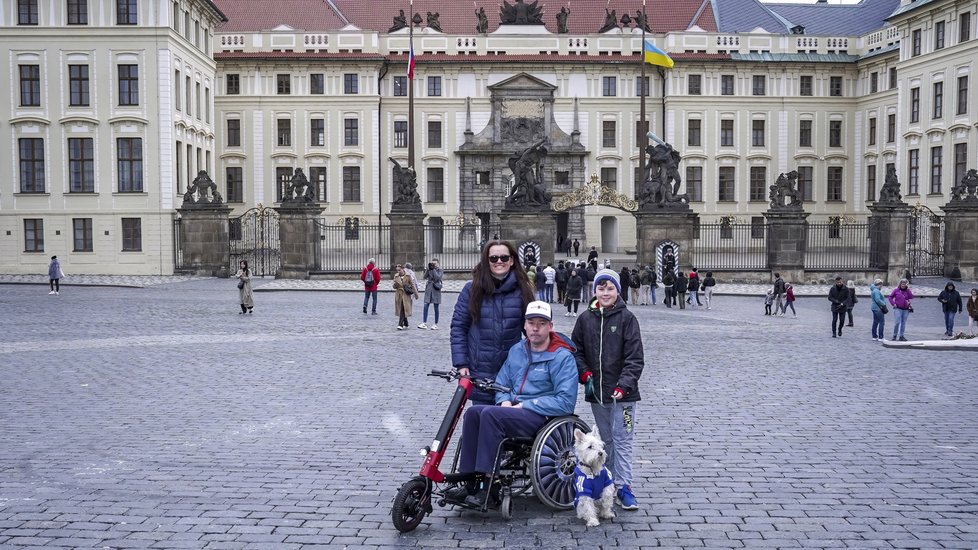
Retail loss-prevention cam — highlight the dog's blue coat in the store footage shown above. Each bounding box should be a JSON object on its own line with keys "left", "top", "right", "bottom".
{"left": 573, "top": 465, "right": 613, "bottom": 506}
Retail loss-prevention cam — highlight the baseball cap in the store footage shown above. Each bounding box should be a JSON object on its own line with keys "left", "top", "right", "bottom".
{"left": 524, "top": 301, "right": 552, "bottom": 321}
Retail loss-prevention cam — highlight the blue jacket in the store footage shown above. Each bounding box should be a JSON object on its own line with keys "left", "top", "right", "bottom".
{"left": 494, "top": 332, "right": 579, "bottom": 417}
{"left": 870, "top": 285, "right": 887, "bottom": 312}
{"left": 48, "top": 259, "right": 61, "bottom": 279}
{"left": 450, "top": 272, "right": 527, "bottom": 387}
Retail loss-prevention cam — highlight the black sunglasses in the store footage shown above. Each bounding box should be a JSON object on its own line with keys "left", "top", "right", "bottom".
{"left": 488, "top": 255, "right": 512, "bottom": 264}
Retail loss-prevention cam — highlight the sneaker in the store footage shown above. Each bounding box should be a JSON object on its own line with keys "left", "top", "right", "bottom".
{"left": 363, "top": 306, "right": 367, "bottom": 314}
{"left": 371, "top": 311, "right": 377, "bottom": 315}
{"left": 616, "top": 485, "right": 639, "bottom": 510}
{"left": 55, "top": 291, "right": 59, "bottom": 295}
{"left": 430, "top": 324, "right": 438, "bottom": 330}
{"left": 397, "top": 326, "right": 404, "bottom": 331}
{"left": 464, "top": 489, "right": 489, "bottom": 508}
{"left": 418, "top": 323, "right": 428, "bottom": 329}
{"left": 898, "top": 336, "right": 908, "bottom": 341}
{"left": 444, "top": 485, "right": 470, "bottom": 504}
{"left": 48, "top": 291, "right": 56, "bottom": 295}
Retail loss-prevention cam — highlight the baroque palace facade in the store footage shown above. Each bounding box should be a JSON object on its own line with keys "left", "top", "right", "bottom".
{"left": 1, "top": 0, "right": 976, "bottom": 274}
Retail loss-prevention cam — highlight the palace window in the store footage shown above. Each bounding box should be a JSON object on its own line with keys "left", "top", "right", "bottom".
{"left": 935, "top": 21, "right": 945, "bottom": 50}
{"left": 393, "top": 76, "right": 407, "bottom": 97}
{"left": 227, "top": 119, "right": 241, "bottom": 147}
{"left": 343, "top": 73, "right": 358, "bottom": 94}
{"left": 960, "top": 12, "right": 971, "bottom": 42}
{"left": 19, "top": 138, "right": 45, "bottom": 193}
{"left": 68, "top": 0, "right": 88, "bottom": 24}
{"left": 342, "top": 166, "right": 361, "bottom": 202}
{"left": 24, "top": 219, "right": 44, "bottom": 252}
{"left": 118, "top": 64, "right": 139, "bottom": 106}
{"left": 311, "top": 73, "right": 324, "bottom": 95}
{"left": 121, "top": 218, "right": 142, "bottom": 251}
{"left": 427, "top": 76, "right": 442, "bottom": 97}
{"left": 800, "top": 75, "right": 813, "bottom": 96}
{"left": 931, "top": 146, "right": 943, "bottom": 194}
{"left": 602, "top": 76, "right": 617, "bottom": 97}
{"left": 720, "top": 120, "right": 734, "bottom": 147}
{"left": 686, "top": 167, "right": 702, "bottom": 202}
{"left": 911, "top": 29, "right": 922, "bottom": 56}
{"left": 68, "top": 137, "right": 94, "bottom": 193}
{"left": 636, "top": 76, "right": 649, "bottom": 96}
{"left": 933, "top": 82, "right": 943, "bottom": 119}
{"left": 688, "top": 74, "right": 701, "bottom": 95}
{"left": 117, "top": 0, "right": 137, "bottom": 24}
{"left": 829, "top": 121, "right": 842, "bottom": 148}
{"left": 69, "top": 65, "right": 89, "bottom": 106}
{"left": 277, "top": 74, "right": 291, "bottom": 95}
{"left": 799, "top": 120, "right": 812, "bottom": 148}
{"left": 749, "top": 167, "right": 766, "bottom": 201}
{"left": 797, "top": 166, "right": 813, "bottom": 201}
{"left": 830, "top": 76, "right": 843, "bottom": 97}
{"left": 886, "top": 114, "right": 896, "bottom": 142}
{"left": 718, "top": 167, "right": 735, "bottom": 201}
{"left": 277, "top": 119, "right": 291, "bottom": 146}
{"left": 908, "top": 149, "right": 920, "bottom": 195}
{"left": 752, "top": 75, "right": 765, "bottom": 96}
{"left": 600, "top": 167, "right": 617, "bottom": 191}
{"left": 344, "top": 118, "right": 358, "bottom": 146}
{"left": 19, "top": 0, "right": 38, "bottom": 25}
{"left": 73, "top": 218, "right": 93, "bottom": 252}
{"left": 427, "top": 168, "right": 444, "bottom": 203}
{"left": 311, "top": 118, "right": 325, "bottom": 147}
{"left": 827, "top": 167, "right": 844, "bottom": 201}
{"left": 393, "top": 121, "right": 407, "bottom": 148}
{"left": 868, "top": 117, "right": 877, "bottom": 146}
{"left": 954, "top": 143, "right": 968, "bottom": 189}
{"left": 867, "top": 165, "right": 877, "bottom": 202}
{"left": 226, "top": 167, "right": 243, "bottom": 203}
{"left": 226, "top": 74, "right": 240, "bottom": 95}
{"left": 602, "top": 120, "right": 616, "bottom": 148}
{"left": 117, "top": 137, "right": 143, "bottom": 192}
{"left": 721, "top": 74, "right": 734, "bottom": 95}
{"left": 751, "top": 120, "right": 765, "bottom": 147}
{"left": 958, "top": 76, "right": 969, "bottom": 115}
{"left": 19, "top": 65, "right": 41, "bottom": 107}
{"left": 687, "top": 119, "right": 701, "bottom": 147}
{"left": 428, "top": 120, "right": 442, "bottom": 149}
{"left": 870, "top": 72, "right": 878, "bottom": 94}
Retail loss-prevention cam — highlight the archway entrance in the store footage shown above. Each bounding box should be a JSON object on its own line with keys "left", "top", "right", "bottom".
{"left": 552, "top": 173, "right": 637, "bottom": 255}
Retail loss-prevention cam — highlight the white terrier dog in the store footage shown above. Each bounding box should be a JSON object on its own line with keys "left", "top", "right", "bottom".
{"left": 573, "top": 426, "right": 616, "bottom": 527}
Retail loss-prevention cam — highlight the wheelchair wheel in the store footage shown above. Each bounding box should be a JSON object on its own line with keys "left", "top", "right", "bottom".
{"left": 500, "top": 487, "right": 513, "bottom": 520}
{"left": 530, "top": 416, "right": 589, "bottom": 510}
{"left": 392, "top": 476, "right": 430, "bottom": 533}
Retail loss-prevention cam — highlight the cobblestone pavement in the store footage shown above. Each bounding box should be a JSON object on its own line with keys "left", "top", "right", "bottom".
{"left": 1, "top": 280, "right": 976, "bottom": 549}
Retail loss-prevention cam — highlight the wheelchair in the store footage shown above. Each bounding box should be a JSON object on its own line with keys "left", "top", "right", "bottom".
{"left": 391, "top": 368, "right": 588, "bottom": 532}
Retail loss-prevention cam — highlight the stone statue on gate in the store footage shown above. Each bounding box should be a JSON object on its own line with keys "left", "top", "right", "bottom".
{"left": 878, "top": 165, "right": 904, "bottom": 203}
{"left": 768, "top": 170, "right": 802, "bottom": 210}
{"left": 389, "top": 9, "right": 407, "bottom": 33}
{"left": 506, "top": 139, "right": 551, "bottom": 209}
{"left": 950, "top": 168, "right": 978, "bottom": 203}
{"left": 500, "top": 0, "right": 544, "bottom": 25}
{"left": 598, "top": 8, "right": 619, "bottom": 32}
{"left": 182, "top": 170, "right": 223, "bottom": 206}
{"left": 389, "top": 157, "right": 422, "bottom": 210}
{"left": 282, "top": 168, "right": 316, "bottom": 203}
{"left": 638, "top": 132, "right": 689, "bottom": 208}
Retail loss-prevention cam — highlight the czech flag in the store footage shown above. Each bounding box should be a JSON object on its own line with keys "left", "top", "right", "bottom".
{"left": 643, "top": 40, "right": 674, "bottom": 69}
{"left": 407, "top": 43, "right": 416, "bottom": 80}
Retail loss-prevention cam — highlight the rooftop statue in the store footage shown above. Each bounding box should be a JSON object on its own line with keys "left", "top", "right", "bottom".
{"left": 598, "top": 8, "right": 618, "bottom": 33}
{"left": 475, "top": 7, "right": 489, "bottom": 33}
{"left": 634, "top": 10, "right": 651, "bottom": 32}
{"left": 500, "top": 0, "right": 544, "bottom": 25}
{"left": 555, "top": 7, "right": 570, "bottom": 34}
{"left": 388, "top": 9, "right": 407, "bottom": 33}
{"left": 426, "top": 11, "right": 442, "bottom": 32}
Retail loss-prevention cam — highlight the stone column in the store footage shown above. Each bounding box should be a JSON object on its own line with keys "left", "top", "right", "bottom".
{"left": 763, "top": 210, "right": 810, "bottom": 283}
{"left": 497, "top": 209, "right": 557, "bottom": 265}
{"left": 941, "top": 201, "right": 978, "bottom": 281}
{"left": 276, "top": 204, "right": 325, "bottom": 279}
{"left": 867, "top": 202, "right": 912, "bottom": 284}
{"left": 633, "top": 210, "right": 699, "bottom": 270}
{"left": 176, "top": 206, "right": 232, "bottom": 277}
{"left": 387, "top": 212, "right": 427, "bottom": 271}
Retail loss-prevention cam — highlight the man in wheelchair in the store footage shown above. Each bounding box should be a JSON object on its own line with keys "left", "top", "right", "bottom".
{"left": 446, "top": 300, "right": 579, "bottom": 507}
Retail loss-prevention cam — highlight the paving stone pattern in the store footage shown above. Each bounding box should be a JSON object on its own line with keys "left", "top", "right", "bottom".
{"left": 1, "top": 279, "right": 976, "bottom": 549}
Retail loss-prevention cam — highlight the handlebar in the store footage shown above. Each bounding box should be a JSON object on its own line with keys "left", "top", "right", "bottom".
{"left": 427, "top": 367, "right": 511, "bottom": 393}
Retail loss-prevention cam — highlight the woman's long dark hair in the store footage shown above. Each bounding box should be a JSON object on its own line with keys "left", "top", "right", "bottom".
{"left": 240, "top": 260, "right": 250, "bottom": 276}
{"left": 468, "top": 240, "right": 534, "bottom": 322}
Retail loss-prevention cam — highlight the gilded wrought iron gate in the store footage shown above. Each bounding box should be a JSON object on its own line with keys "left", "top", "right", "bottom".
{"left": 229, "top": 206, "right": 281, "bottom": 277}
{"left": 906, "top": 205, "right": 945, "bottom": 277}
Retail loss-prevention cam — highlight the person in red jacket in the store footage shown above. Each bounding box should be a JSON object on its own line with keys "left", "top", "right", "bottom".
{"left": 361, "top": 258, "right": 381, "bottom": 314}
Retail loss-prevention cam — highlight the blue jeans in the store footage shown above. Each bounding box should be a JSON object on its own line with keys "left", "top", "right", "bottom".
{"left": 537, "top": 288, "right": 546, "bottom": 301}
{"left": 944, "top": 311, "right": 956, "bottom": 335}
{"left": 650, "top": 285, "right": 657, "bottom": 305}
{"left": 423, "top": 302, "right": 439, "bottom": 324}
{"left": 892, "top": 308, "right": 909, "bottom": 339}
{"left": 362, "top": 289, "right": 377, "bottom": 312}
{"left": 459, "top": 405, "right": 546, "bottom": 475}
{"left": 871, "top": 309, "right": 885, "bottom": 339}
{"left": 688, "top": 290, "right": 699, "bottom": 306}
{"left": 545, "top": 284, "right": 555, "bottom": 303}
{"left": 782, "top": 301, "right": 796, "bottom": 315}
{"left": 590, "top": 401, "right": 637, "bottom": 489}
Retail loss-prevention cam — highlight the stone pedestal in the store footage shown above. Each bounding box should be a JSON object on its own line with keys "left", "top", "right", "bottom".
{"left": 176, "top": 206, "right": 232, "bottom": 277}
{"left": 387, "top": 211, "right": 427, "bottom": 271}
{"left": 941, "top": 201, "right": 978, "bottom": 281}
{"left": 498, "top": 210, "right": 557, "bottom": 265}
{"left": 276, "top": 204, "right": 325, "bottom": 279}
{"left": 634, "top": 210, "right": 699, "bottom": 270}
{"left": 868, "top": 202, "right": 912, "bottom": 284}
{"left": 764, "top": 209, "right": 810, "bottom": 283}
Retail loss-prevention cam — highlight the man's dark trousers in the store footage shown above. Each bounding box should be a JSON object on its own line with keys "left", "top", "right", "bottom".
{"left": 459, "top": 405, "right": 547, "bottom": 474}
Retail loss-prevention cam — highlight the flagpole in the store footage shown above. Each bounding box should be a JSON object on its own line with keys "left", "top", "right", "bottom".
{"left": 408, "top": 0, "right": 415, "bottom": 171}
{"left": 640, "top": 0, "right": 647, "bottom": 188}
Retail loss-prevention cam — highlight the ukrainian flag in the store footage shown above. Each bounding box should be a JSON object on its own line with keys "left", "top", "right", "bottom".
{"left": 643, "top": 40, "right": 674, "bottom": 69}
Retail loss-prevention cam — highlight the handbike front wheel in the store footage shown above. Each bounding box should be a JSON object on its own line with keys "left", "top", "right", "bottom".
{"left": 392, "top": 476, "right": 431, "bottom": 532}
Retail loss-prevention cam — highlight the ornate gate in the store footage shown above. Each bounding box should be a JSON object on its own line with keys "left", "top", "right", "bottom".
{"left": 907, "top": 204, "right": 945, "bottom": 277}
{"left": 229, "top": 205, "right": 280, "bottom": 277}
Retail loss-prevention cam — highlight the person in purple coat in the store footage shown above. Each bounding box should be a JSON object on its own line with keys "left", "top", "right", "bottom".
{"left": 887, "top": 278, "right": 914, "bottom": 341}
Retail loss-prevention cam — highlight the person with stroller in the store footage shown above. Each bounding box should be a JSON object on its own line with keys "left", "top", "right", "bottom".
{"left": 446, "top": 301, "right": 578, "bottom": 507}
{"left": 451, "top": 240, "right": 535, "bottom": 404}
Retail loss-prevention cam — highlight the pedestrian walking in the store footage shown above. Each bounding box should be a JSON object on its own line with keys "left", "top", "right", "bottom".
{"left": 887, "top": 278, "right": 914, "bottom": 341}
{"left": 555, "top": 262, "right": 569, "bottom": 304}
{"left": 564, "top": 268, "right": 584, "bottom": 316}
{"left": 647, "top": 266, "right": 658, "bottom": 305}
{"left": 573, "top": 239, "right": 581, "bottom": 256}
{"left": 638, "top": 266, "right": 652, "bottom": 305}
{"left": 360, "top": 258, "right": 381, "bottom": 314}
{"left": 773, "top": 272, "right": 786, "bottom": 315}
{"left": 674, "top": 271, "right": 688, "bottom": 310}
{"left": 764, "top": 289, "right": 775, "bottom": 315}
{"left": 535, "top": 265, "right": 547, "bottom": 301}
{"left": 702, "top": 271, "right": 716, "bottom": 309}
{"left": 572, "top": 268, "right": 645, "bottom": 511}
{"left": 543, "top": 263, "right": 557, "bottom": 303}
{"left": 937, "top": 282, "right": 963, "bottom": 338}
{"left": 619, "top": 267, "right": 631, "bottom": 304}
{"left": 662, "top": 269, "right": 676, "bottom": 308}
{"left": 450, "top": 240, "right": 535, "bottom": 404}
{"left": 845, "top": 280, "right": 858, "bottom": 327}
{"left": 870, "top": 279, "right": 888, "bottom": 341}
{"left": 828, "top": 277, "right": 849, "bottom": 337}
{"left": 392, "top": 264, "right": 417, "bottom": 330}
{"left": 583, "top": 263, "right": 596, "bottom": 303}
{"left": 687, "top": 269, "right": 700, "bottom": 308}
{"left": 782, "top": 283, "right": 796, "bottom": 317}
{"left": 967, "top": 288, "right": 978, "bottom": 336}
{"left": 628, "top": 267, "right": 641, "bottom": 305}
{"left": 235, "top": 259, "right": 254, "bottom": 314}
{"left": 404, "top": 262, "right": 422, "bottom": 299}
{"left": 587, "top": 246, "right": 599, "bottom": 266}
{"left": 418, "top": 259, "right": 443, "bottom": 329}
{"left": 48, "top": 255, "right": 65, "bottom": 295}
{"left": 564, "top": 237, "right": 573, "bottom": 257}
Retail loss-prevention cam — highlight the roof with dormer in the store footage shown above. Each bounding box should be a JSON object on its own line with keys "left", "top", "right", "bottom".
{"left": 711, "top": 0, "right": 901, "bottom": 36}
